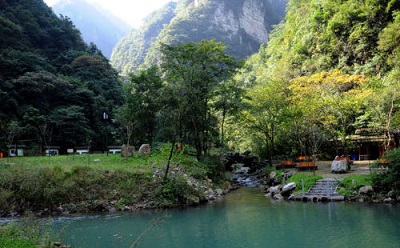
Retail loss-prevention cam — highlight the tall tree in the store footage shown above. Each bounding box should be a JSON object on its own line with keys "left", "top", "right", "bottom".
{"left": 242, "top": 80, "right": 289, "bottom": 163}
{"left": 159, "top": 40, "right": 240, "bottom": 160}
{"left": 213, "top": 79, "right": 244, "bottom": 150}
{"left": 120, "top": 66, "right": 163, "bottom": 146}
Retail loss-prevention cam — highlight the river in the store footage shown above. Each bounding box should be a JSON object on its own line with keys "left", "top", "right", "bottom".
{"left": 50, "top": 187, "right": 400, "bottom": 248}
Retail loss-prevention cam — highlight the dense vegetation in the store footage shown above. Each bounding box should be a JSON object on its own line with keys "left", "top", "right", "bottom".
{"left": 222, "top": 0, "right": 400, "bottom": 196}
{"left": 227, "top": 0, "right": 400, "bottom": 161}
{"left": 0, "top": 0, "right": 123, "bottom": 155}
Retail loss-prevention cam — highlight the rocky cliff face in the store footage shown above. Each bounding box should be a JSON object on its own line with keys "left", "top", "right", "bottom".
{"left": 212, "top": 0, "right": 272, "bottom": 43}
{"left": 111, "top": 0, "right": 287, "bottom": 75}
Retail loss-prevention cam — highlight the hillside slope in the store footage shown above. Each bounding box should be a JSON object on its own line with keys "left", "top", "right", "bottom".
{"left": 111, "top": 0, "right": 287, "bottom": 75}
{"left": 50, "top": 0, "right": 132, "bottom": 58}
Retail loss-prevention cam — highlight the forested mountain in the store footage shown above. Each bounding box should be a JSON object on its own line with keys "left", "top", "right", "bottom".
{"left": 2, "top": 0, "right": 399, "bottom": 163}
{"left": 111, "top": 2, "right": 177, "bottom": 75}
{"left": 110, "top": 0, "right": 287, "bottom": 75}
{"left": 0, "top": 0, "right": 123, "bottom": 154}
{"left": 228, "top": 0, "right": 400, "bottom": 160}
{"left": 49, "top": 0, "right": 132, "bottom": 58}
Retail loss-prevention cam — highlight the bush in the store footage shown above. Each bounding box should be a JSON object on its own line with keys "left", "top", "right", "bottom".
{"left": 202, "top": 155, "right": 226, "bottom": 183}
{"left": 372, "top": 149, "right": 400, "bottom": 194}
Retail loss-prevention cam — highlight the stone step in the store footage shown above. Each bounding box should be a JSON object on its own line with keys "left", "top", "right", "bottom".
{"left": 315, "top": 182, "right": 338, "bottom": 185}
{"left": 307, "top": 179, "right": 339, "bottom": 196}
{"left": 308, "top": 189, "right": 335, "bottom": 193}
{"left": 304, "top": 193, "right": 341, "bottom": 196}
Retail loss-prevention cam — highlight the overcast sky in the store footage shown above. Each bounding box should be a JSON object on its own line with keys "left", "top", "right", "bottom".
{"left": 44, "top": 0, "right": 176, "bottom": 28}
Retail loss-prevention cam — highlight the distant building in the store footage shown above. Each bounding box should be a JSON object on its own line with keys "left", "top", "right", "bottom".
{"left": 7, "top": 145, "right": 27, "bottom": 157}
{"left": 45, "top": 146, "right": 60, "bottom": 156}
{"left": 348, "top": 128, "right": 399, "bottom": 160}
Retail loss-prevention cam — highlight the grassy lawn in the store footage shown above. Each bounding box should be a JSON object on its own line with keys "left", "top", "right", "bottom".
{"left": 2, "top": 151, "right": 170, "bottom": 171}
{"left": 0, "top": 144, "right": 222, "bottom": 217}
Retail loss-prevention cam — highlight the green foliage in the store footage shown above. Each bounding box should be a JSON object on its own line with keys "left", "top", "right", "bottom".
{"left": 159, "top": 40, "right": 241, "bottom": 160}
{"left": 117, "top": 66, "right": 163, "bottom": 146}
{"left": 0, "top": 145, "right": 224, "bottom": 215}
{"left": 110, "top": 2, "right": 177, "bottom": 75}
{"left": 337, "top": 175, "right": 373, "bottom": 197}
{"left": 228, "top": 0, "right": 400, "bottom": 162}
{"left": 0, "top": 1, "right": 123, "bottom": 153}
{"left": 155, "top": 177, "right": 192, "bottom": 207}
{"left": 0, "top": 216, "right": 55, "bottom": 248}
{"left": 372, "top": 149, "right": 400, "bottom": 194}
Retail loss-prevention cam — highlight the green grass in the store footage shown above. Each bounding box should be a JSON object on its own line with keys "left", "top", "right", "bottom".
{"left": 1, "top": 145, "right": 200, "bottom": 172}
{"left": 0, "top": 144, "right": 224, "bottom": 215}
{"left": 0, "top": 216, "right": 55, "bottom": 248}
{"left": 3, "top": 153, "right": 160, "bottom": 170}
{"left": 337, "top": 175, "right": 373, "bottom": 196}
{"left": 288, "top": 173, "right": 323, "bottom": 194}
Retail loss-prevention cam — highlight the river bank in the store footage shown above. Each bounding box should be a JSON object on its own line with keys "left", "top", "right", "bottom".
{"left": 243, "top": 159, "right": 399, "bottom": 204}
{"left": 0, "top": 152, "right": 232, "bottom": 218}
{"left": 0, "top": 154, "right": 396, "bottom": 219}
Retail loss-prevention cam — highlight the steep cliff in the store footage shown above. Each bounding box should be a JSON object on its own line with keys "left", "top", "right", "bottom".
{"left": 110, "top": 0, "right": 287, "bottom": 75}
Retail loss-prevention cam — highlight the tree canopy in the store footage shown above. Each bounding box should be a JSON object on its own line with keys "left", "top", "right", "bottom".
{"left": 0, "top": 0, "right": 123, "bottom": 154}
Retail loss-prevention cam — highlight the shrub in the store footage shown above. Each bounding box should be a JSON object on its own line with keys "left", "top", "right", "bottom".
{"left": 372, "top": 148, "right": 400, "bottom": 194}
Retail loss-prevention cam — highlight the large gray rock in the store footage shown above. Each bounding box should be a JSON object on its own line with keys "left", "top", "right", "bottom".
{"left": 121, "top": 144, "right": 134, "bottom": 157}
{"left": 273, "top": 193, "right": 283, "bottom": 201}
{"left": 359, "top": 185, "right": 373, "bottom": 195}
{"left": 268, "top": 185, "right": 281, "bottom": 195}
{"left": 282, "top": 182, "right": 296, "bottom": 193}
{"left": 139, "top": 144, "right": 151, "bottom": 156}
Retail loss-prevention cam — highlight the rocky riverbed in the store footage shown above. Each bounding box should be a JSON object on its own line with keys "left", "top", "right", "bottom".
{"left": 230, "top": 159, "right": 399, "bottom": 204}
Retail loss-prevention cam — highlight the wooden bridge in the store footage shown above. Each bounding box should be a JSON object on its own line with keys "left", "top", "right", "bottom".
{"left": 289, "top": 179, "right": 345, "bottom": 202}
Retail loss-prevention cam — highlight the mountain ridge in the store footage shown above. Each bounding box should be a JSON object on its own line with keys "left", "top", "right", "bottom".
{"left": 49, "top": 0, "right": 132, "bottom": 58}
{"left": 111, "top": 0, "right": 288, "bottom": 75}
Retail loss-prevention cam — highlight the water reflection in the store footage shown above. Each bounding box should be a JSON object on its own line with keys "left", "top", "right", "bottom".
{"left": 50, "top": 188, "right": 400, "bottom": 248}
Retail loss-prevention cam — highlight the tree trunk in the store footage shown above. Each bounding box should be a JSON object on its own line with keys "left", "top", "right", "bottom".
{"left": 164, "top": 141, "right": 175, "bottom": 181}
{"left": 221, "top": 108, "right": 227, "bottom": 150}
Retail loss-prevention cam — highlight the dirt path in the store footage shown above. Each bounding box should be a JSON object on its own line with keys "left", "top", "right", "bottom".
{"left": 290, "top": 160, "right": 376, "bottom": 180}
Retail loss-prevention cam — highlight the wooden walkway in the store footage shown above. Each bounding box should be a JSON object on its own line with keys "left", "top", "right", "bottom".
{"left": 289, "top": 178, "right": 345, "bottom": 202}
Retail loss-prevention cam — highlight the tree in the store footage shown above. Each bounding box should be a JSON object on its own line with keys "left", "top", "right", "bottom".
{"left": 289, "top": 70, "right": 372, "bottom": 156}
{"left": 242, "top": 80, "right": 288, "bottom": 164}
{"left": 119, "top": 66, "right": 163, "bottom": 146}
{"left": 213, "top": 79, "right": 244, "bottom": 150}
{"left": 48, "top": 106, "right": 94, "bottom": 149}
{"left": 159, "top": 40, "right": 240, "bottom": 160}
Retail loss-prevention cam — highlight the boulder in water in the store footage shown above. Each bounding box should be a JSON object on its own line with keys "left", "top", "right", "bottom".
{"left": 282, "top": 182, "right": 296, "bottom": 192}
{"left": 273, "top": 193, "right": 284, "bottom": 201}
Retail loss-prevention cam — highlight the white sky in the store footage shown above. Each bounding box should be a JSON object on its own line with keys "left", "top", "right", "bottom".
{"left": 44, "top": 0, "right": 176, "bottom": 28}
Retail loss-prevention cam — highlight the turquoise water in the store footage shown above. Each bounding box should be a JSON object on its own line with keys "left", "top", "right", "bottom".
{"left": 52, "top": 188, "right": 400, "bottom": 248}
